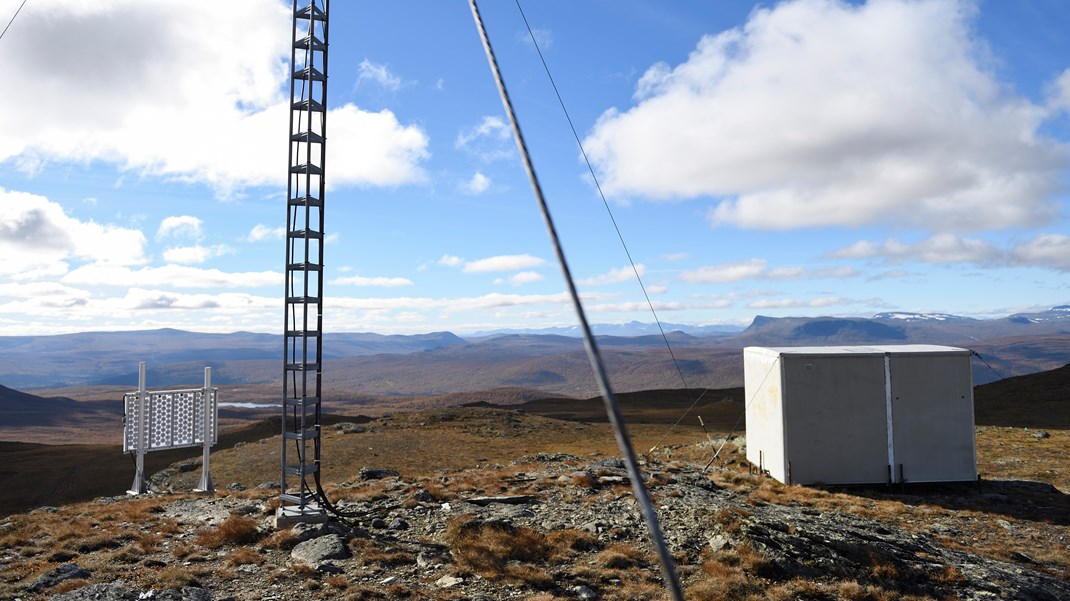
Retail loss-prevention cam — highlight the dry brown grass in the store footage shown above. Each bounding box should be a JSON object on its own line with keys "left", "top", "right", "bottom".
{"left": 225, "top": 546, "right": 263, "bottom": 566}
{"left": 976, "top": 426, "right": 1070, "bottom": 491}
{"left": 595, "top": 543, "right": 645, "bottom": 570}
{"left": 444, "top": 514, "right": 553, "bottom": 588}
{"left": 348, "top": 538, "right": 415, "bottom": 567}
{"left": 325, "top": 574, "right": 349, "bottom": 590}
{"left": 267, "top": 563, "right": 320, "bottom": 583}
{"left": 150, "top": 565, "right": 203, "bottom": 589}
{"left": 194, "top": 513, "right": 261, "bottom": 549}
{"left": 260, "top": 527, "right": 300, "bottom": 551}
{"left": 135, "top": 532, "right": 162, "bottom": 554}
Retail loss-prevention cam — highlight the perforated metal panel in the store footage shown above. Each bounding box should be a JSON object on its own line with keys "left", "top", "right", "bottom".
{"left": 124, "top": 388, "right": 218, "bottom": 453}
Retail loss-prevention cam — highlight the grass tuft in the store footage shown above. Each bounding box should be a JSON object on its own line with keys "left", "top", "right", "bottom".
{"left": 195, "top": 514, "right": 261, "bottom": 549}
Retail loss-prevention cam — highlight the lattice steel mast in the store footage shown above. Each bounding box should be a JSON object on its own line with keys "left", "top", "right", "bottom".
{"left": 279, "top": 0, "right": 329, "bottom": 524}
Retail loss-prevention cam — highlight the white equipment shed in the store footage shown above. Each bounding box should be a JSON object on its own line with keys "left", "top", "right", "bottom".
{"left": 743, "top": 345, "right": 977, "bottom": 486}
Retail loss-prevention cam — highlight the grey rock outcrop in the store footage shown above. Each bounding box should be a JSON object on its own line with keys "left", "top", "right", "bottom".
{"left": 290, "top": 533, "right": 350, "bottom": 565}
{"left": 28, "top": 563, "right": 90, "bottom": 592}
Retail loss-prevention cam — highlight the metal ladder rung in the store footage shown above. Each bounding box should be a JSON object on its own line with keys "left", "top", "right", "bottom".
{"left": 289, "top": 163, "right": 324, "bottom": 175}
{"left": 287, "top": 262, "right": 322, "bottom": 271}
{"left": 288, "top": 195, "right": 322, "bottom": 207}
{"left": 283, "top": 396, "right": 321, "bottom": 407}
{"left": 285, "top": 362, "right": 321, "bottom": 371}
{"left": 296, "top": 4, "right": 326, "bottom": 21}
{"left": 291, "top": 131, "right": 325, "bottom": 144}
{"left": 284, "top": 464, "right": 319, "bottom": 476}
{"left": 293, "top": 66, "right": 325, "bottom": 82}
{"left": 285, "top": 329, "right": 321, "bottom": 337}
{"left": 280, "top": 492, "right": 316, "bottom": 505}
{"left": 292, "top": 99, "right": 325, "bottom": 113}
{"left": 287, "top": 229, "right": 322, "bottom": 240}
{"left": 294, "top": 35, "right": 325, "bottom": 51}
{"left": 284, "top": 428, "right": 320, "bottom": 441}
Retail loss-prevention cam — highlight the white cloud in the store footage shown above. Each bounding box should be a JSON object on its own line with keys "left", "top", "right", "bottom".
{"left": 246, "top": 223, "right": 284, "bottom": 242}
{"left": 463, "top": 171, "right": 492, "bottom": 194}
{"left": 121, "top": 288, "right": 276, "bottom": 311}
{"left": 63, "top": 264, "right": 280, "bottom": 289}
{"left": 831, "top": 234, "right": 1000, "bottom": 264}
{"left": 1050, "top": 68, "right": 1070, "bottom": 114}
{"left": 357, "top": 59, "right": 402, "bottom": 91}
{"left": 831, "top": 232, "right": 1070, "bottom": 271}
{"left": 162, "top": 244, "right": 232, "bottom": 265}
{"left": 518, "top": 27, "right": 553, "bottom": 50}
{"left": 462, "top": 254, "right": 547, "bottom": 273}
{"left": 587, "top": 300, "right": 686, "bottom": 314}
{"left": 1008, "top": 234, "right": 1070, "bottom": 271}
{"left": 455, "top": 116, "right": 514, "bottom": 162}
{"left": 580, "top": 265, "right": 645, "bottom": 286}
{"left": 748, "top": 296, "right": 850, "bottom": 309}
{"left": 869, "top": 269, "right": 912, "bottom": 281}
{"left": 662, "top": 252, "right": 689, "bottom": 262}
{"left": 332, "top": 275, "right": 414, "bottom": 287}
{"left": 583, "top": 0, "right": 1066, "bottom": 231}
{"left": 0, "top": 0, "right": 429, "bottom": 196}
{"left": 157, "top": 215, "right": 203, "bottom": 239}
{"left": 326, "top": 291, "right": 580, "bottom": 313}
{"left": 0, "top": 282, "right": 91, "bottom": 307}
{"left": 438, "top": 255, "right": 464, "bottom": 267}
{"left": 0, "top": 188, "right": 146, "bottom": 276}
{"left": 681, "top": 258, "right": 859, "bottom": 283}
{"left": 507, "top": 271, "right": 544, "bottom": 286}
{"left": 680, "top": 259, "right": 767, "bottom": 283}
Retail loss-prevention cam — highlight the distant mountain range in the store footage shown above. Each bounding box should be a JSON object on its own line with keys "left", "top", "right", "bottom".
{"left": 468, "top": 321, "right": 744, "bottom": 338}
{"left": 0, "top": 308, "right": 1068, "bottom": 391}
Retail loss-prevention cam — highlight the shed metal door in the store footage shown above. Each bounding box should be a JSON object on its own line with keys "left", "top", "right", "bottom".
{"left": 783, "top": 355, "right": 889, "bottom": 485}
{"left": 888, "top": 354, "right": 976, "bottom": 483}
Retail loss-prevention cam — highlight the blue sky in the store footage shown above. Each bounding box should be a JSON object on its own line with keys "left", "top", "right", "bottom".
{"left": 0, "top": 0, "right": 1068, "bottom": 336}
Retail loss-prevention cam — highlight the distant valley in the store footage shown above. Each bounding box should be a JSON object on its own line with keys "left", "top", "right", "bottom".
{"left": 0, "top": 308, "right": 1067, "bottom": 401}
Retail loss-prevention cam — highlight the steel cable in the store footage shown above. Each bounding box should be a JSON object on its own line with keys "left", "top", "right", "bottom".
{"left": 0, "top": 0, "right": 27, "bottom": 43}
{"left": 511, "top": 0, "right": 708, "bottom": 454}
{"left": 468, "top": 2, "right": 685, "bottom": 599}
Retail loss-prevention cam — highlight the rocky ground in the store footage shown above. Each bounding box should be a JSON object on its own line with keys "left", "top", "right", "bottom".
{"left": 2, "top": 445, "right": 1068, "bottom": 601}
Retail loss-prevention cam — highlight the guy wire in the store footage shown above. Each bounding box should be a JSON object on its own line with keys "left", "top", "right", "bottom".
{"left": 0, "top": 0, "right": 28, "bottom": 43}
{"left": 513, "top": 0, "right": 707, "bottom": 453}
{"left": 468, "top": 2, "right": 684, "bottom": 599}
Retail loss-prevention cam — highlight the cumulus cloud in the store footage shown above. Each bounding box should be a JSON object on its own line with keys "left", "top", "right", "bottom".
{"left": 1050, "top": 68, "right": 1070, "bottom": 114}
{"left": 62, "top": 264, "right": 280, "bottom": 289}
{"left": 121, "top": 288, "right": 275, "bottom": 311}
{"left": 506, "top": 271, "right": 544, "bottom": 286}
{"left": 246, "top": 223, "right": 284, "bottom": 242}
{"left": 332, "top": 275, "right": 414, "bottom": 287}
{"left": 0, "top": 189, "right": 146, "bottom": 276}
{"left": 162, "top": 244, "right": 232, "bottom": 265}
{"left": 455, "top": 116, "right": 514, "bottom": 162}
{"left": 1008, "top": 234, "right": 1070, "bottom": 271}
{"left": 462, "top": 254, "right": 547, "bottom": 273}
{"left": 830, "top": 234, "right": 1000, "bottom": 264}
{"left": 0, "top": 0, "right": 429, "bottom": 195}
{"left": 463, "top": 171, "right": 491, "bottom": 194}
{"left": 357, "top": 59, "right": 402, "bottom": 91}
{"left": 831, "top": 233, "right": 1070, "bottom": 271}
{"left": 583, "top": 0, "right": 1067, "bottom": 231}
{"left": 518, "top": 27, "right": 553, "bottom": 50}
{"left": 680, "top": 259, "right": 859, "bottom": 283}
{"left": 748, "top": 297, "right": 850, "bottom": 309}
{"left": 580, "top": 265, "right": 645, "bottom": 286}
{"left": 157, "top": 215, "right": 202, "bottom": 239}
